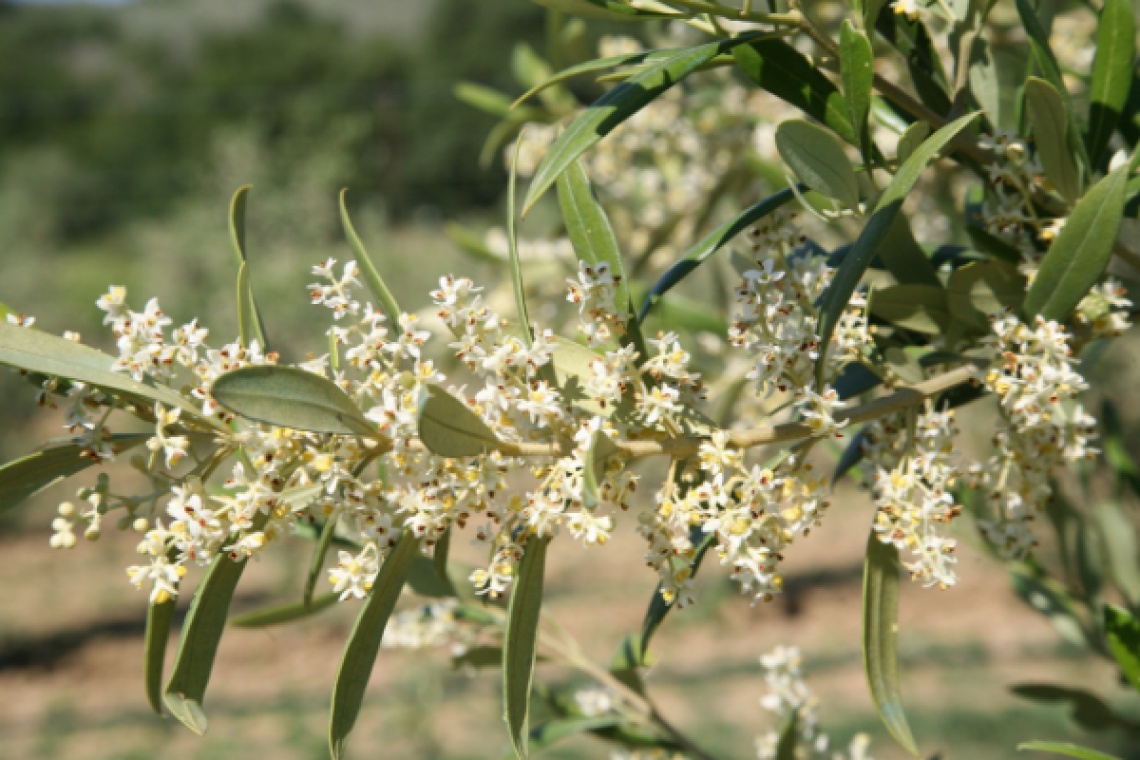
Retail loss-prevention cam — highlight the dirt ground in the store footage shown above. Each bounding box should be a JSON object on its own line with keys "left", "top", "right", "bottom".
{"left": 2, "top": 467, "right": 1137, "bottom": 760}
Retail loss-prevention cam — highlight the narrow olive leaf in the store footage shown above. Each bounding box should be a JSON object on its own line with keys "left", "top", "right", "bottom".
{"left": 504, "top": 535, "right": 551, "bottom": 760}
{"left": 229, "top": 185, "right": 268, "bottom": 350}
{"left": 165, "top": 517, "right": 266, "bottom": 735}
{"left": 776, "top": 120, "right": 861, "bottom": 208}
{"left": 1025, "top": 78, "right": 1081, "bottom": 204}
{"left": 877, "top": 214, "right": 941, "bottom": 287}
{"left": 329, "top": 533, "right": 420, "bottom": 760}
{"left": 530, "top": 716, "right": 624, "bottom": 752}
{"left": 509, "top": 133, "right": 534, "bottom": 346}
{"left": 434, "top": 527, "right": 452, "bottom": 584}
{"left": 408, "top": 554, "right": 461, "bottom": 599}
{"left": 965, "top": 225, "right": 1022, "bottom": 264}
{"left": 1094, "top": 504, "right": 1140, "bottom": 608}
{"left": 304, "top": 516, "right": 339, "bottom": 608}
{"left": 211, "top": 365, "right": 376, "bottom": 437}
{"left": 1104, "top": 604, "right": 1140, "bottom": 695}
{"left": 775, "top": 708, "right": 800, "bottom": 760}
{"left": 524, "top": 35, "right": 758, "bottom": 214}
{"left": 527, "top": 0, "right": 686, "bottom": 21}
{"left": 229, "top": 592, "right": 339, "bottom": 628}
{"left": 640, "top": 186, "right": 799, "bottom": 318}
{"left": 1017, "top": 742, "right": 1123, "bottom": 760}
{"left": 144, "top": 596, "right": 177, "bottom": 715}
{"left": 0, "top": 434, "right": 149, "bottom": 515}
{"left": 513, "top": 50, "right": 676, "bottom": 108}
{"left": 895, "top": 121, "right": 930, "bottom": 165}
{"left": 454, "top": 82, "right": 519, "bottom": 117}
{"left": 416, "top": 383, "right": 501, "bottom": 457}
{"left": 864, "top": 532, "right": 920, "bottom": 757}
{"left": 1016, "top": 0, "right": 1091, "bottom": 172}
{"left": 1025, "top": 165, "right": 1128, "bottom": 321}
{"left": 339, "top": 189, "right": 402, "bottom": 326}
{"left": 0, "top": 322, "right": 217, "bottom": 427}
{"left": 1087, "top": 0, "right": 1137, "bottom": 167}
{"left": 817, "top": 112, "right": 979, "bottom": 389}
{"left": 874, "top": 13, "right": 951, "bottom": 117}
{"left": 840, "top": 21, "right": 875, "bottom": 164}
{"left": 869, "top": 284, "right": 952, "bottom": 334}
{"left": 1012, "top": 684, "right": 1140, "bottom": 733}
{"left": 947, "top": 260, "right": 1026, "bottom": 329}
{"left": 733, "top": 38, "right": 857, "bottom": 145}
{"left": 639, "top": 531, "right": 716, "bottom": 659}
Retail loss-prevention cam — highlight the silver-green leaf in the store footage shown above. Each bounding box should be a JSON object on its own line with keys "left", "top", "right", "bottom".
{"left": 1025, "top": 78, "right": 1081, "bottom": 204}
{"left": 776, "top": 120, "right": 861, "bottom": 208}
{"left": 504, "top": 535, "right": 551, "bottom": 760}
{"left": 340, "top": 189, "right": 402, "bottom": 327}
{"left": 416, "top": 383, "right": 501, "bottom": 457}
{"left": 211, "top": 365, "right": 376, "bottom": 437}
{"left": 229, "top": 593, "right": 339, "bottom": 628}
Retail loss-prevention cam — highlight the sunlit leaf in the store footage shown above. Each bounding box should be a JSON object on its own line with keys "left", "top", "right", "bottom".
{"left": 229, "top": 592, "right": 339, "bottom": 628}
{"left": 211, "top": 365, "right": 376, "bottom": 437}
{"left": 144, "top": 595, "right": 177, "bottom": 716}
{"left": 817, "top": 112, "right": 980, "bottom": 388}
{"left": 556, "top": 159, "right": 629, "bottom": 317}
{"left": 229, "top": 185, "right": 268, "bottom": 350}
{"left": 840, "top": 21, "right": 875, "bottom": 164}
{"left": 0, "top": 434, "right": 149, "bottom": 515}
{"left": 863, "top": 532, "right": 919, "bottom": 757}
{"left": 1025, "top": 166, "right": 1128, "bottom": 321}
{"left": 305, "top": 516, "right": 340, "bottom": 608}
{"left": 504, "top": 535, "right": 551, "bottom": 760}
{"left": 416, "top": 383, "right": 501, "bottom": 457}
{"left": 776, "top": 119, "right": 861, "bottom": 208}
{"left": 1105, "top": 604, "right": 1140, "bottom": 695}
{"left": 329, "top": 533, "right": 421, "bottom": 759}
{"left": 340, "top": 189, "right": 402, "bottom": 327}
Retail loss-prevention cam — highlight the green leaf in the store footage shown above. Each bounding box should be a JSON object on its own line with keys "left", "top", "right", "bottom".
{"left": 329, "top": 532, "right": 420, "bottom": 759}
{"left": 776, "top": 120, "right": 861, "bottom": 208}
{"left": 513, "top": 50, "right": 677, "bottom": 108}
{"left": 1094, "top": 504, "right": 1140, "bottom": 608}
{"left": 211, "top": 365, "right": 376, "bottom": 437}
{"left": 548, "top": 336, "right": 609, "bottom": 417}
{"left": 1025, "top": 165, "right": 1128, "bottom": 321}
{"left": 0, "top": 434, "right": 149, "bottom": 515}
{"left": 508, "top": 134, "right": 535, "bottom": 346}
{"left": 895, "top": 121, "right": 930, "bottom": 165}
{"left": 416, "top": 384, "right": 501, "bottom": 457}
{"left": 1018, "top": 742, "right": 1122, "bottom": 760}
{"left": 877, "top": 214, "right": 941, "bottom": 287}
{"left": 1011, "top": 683, "right": 1140, "bottom": 734}
{"left": 1009, "top": 562, "right": 1092, "bottom": 647}
{"left": 0, "top": 322, "right": 217, "bottom": 428}
{"left": 144, "top": 596, "right": 177, "bottom": 716}
{"left": 1016, "top": 0, "right": 1091, "bottom": 172}
{"left": 870, "top": 284, "right": 952, "bottom": 334}
{"left": 165, "top": 521, "right": 266, "bottom": 735}
{"left": 863, "top": 532, "right": 919, "bottom": 757}
{"left": 840, "top": 21, "right": 875, "bottom": 165}
{"left": 1087, "top": 0, "right": 1137, "bottom": 167}
{"left": 776, "top": 708, "right": 799, "bottom": 760}
{"left": 504, "top": 535, "right": 551, "bottom": 760}
{"left": 407, "top": 554, "right": 461, "bottom": 599}
{"left": 582, "top": 431, "right": 605, "bottom": 512}
{"left": 874, "top": 13, "right": 952, "bottom": 117}
{"left": 530, "top": 715, "right": 624, "bottom": 751}
{"left": 229, "top": 186, "right": 268, "bottom": 351}
{"left": 640, "top": 186, "right": 799, "bottom": 318}
{"left": 229, "top": 592, "right": 339, "bottom": 628}
{"left": 1105, "top": 604, "right": 1140, "bottom": 695}
{"left": 433, "top": 527, "right": 452, "bottom": 586}
{"left": 454, "top": 82, "right": 520, "bottom": 117}
{"left": 453, "top": 646, "right": 508, "bottom": 670}
{"left": 526, "top": 0, "right": 686, "bottom": 21}
{"left": 965, "top": 225, "right": 1022, "bottom": 264}
{"left": 946, "top": 259, "right": 1026, "bottom": 329}
{"left": 818, "top": 112, "right": 980, "bottom": 388}
{"left": 733, "top": 38, "right": 856, "bottom": 145}
{"left": 524, "top": 35, "right": 758, "bottom": 214}
{"left": 639, "top": 530, "right": 716, "bottom": 659}
{"left": 340, "top": 189, "right": 402, "bottom": 327}
{"left": 305, "top": 516, "right": 340, "bottom": 608}
{"left": 1025, "top": 78, "right": 1081, "bottom": 204}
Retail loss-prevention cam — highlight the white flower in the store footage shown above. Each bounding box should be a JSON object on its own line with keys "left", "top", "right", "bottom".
{"left": 329, "top": 545, "right": 381, "bottom": 601}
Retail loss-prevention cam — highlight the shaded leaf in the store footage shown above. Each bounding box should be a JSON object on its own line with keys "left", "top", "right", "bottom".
{"left": 509, "top": 133, "right": 534, "bottom": 346}
{"left": 870, "top": 284, "right": 952, "bottom": 334}
{"left": 818, "top": 112, "right": 980, "bottom": 388}
{"left": 0, "top": 434, "right": 149, "bottom": 515}
{"left": 639, "top": 530, "right": 717, "bottom": 659}
{"left": 530, "top": 715, "right": 624, "bottom": 752}
{"left": 305, "top": 516, "right": 339, "bottom": 608}
{"left": 841, "top": 21, "right": 875, "bottom": 164}
{"left": 211, "top": 365, "right": 375, "bottom": 437}
{"left": 877, "top": 208, "right": 941, "bottom": 288}
{"left": 329, "top": 533, "right": 421, "bottom": 759}
{"left": 229, "top": 592, "right": 339, "bottom": 628}
{"left": 864, "top": 532, "right": 920, "bottom": 757}
{"left": 1009, "top": 562, "right": 1092, "bottom": 647}
{"left": 640, "top": 187, "right": 799, "bottom": 318}
{"left": 504, "top": 535, "right": 551, "bottom": 760}
{"left": 144, "top": 596, "right": 177, "bottom": 715}
{"left": 947, "top": 259, "right": 1026, "bottom": 329}
{"left": 965, "top": 225, "right": 1022, "bottom": 264}
{"left": 1025, "top": 78, "right": 1081, "bottom": 204}
{"left": 1087, "top": 0, "right": 1137, "bottom": 167}
{"left": 513, "top": 50, "right": 677, "bottom": 108}
{"left": 525, "top": 35, "right": 756, "bottom": 213}
{"left": 875, "top": 13, "right": 951, "bottom": 116}
{"left": 407, "top": 554, "right": 461, "bottom": 599}
{"left": 776, "top": 120, "right": 861, "bottom": 207}
{"left": 1025, "top": 166, "right": 1128, "bottom": 321}
{"left": 527, "top": 0, "right": 685, "bottom": 21}
{"left": 416, "top": 383, "right": 500, "bottom": 457}
{"left": 1094, "top": 504, "right": 1140, "bottom": 608}
{"left": 1012, "top": 683, "right": 1140, "bottom": 734}
{"left": 434, "top": 526, "right": 452, "bottom": 584}
{"left": 229, "top": 186, "right": 268, "bottom": 350}
{"left": 776, "top": 708, "right": 800, "bottom": 760}
{"left": 1105, "top": 604, "right": 1140, "bottom": 695}
{"left": 895, "top": 121, "right": 930, "bottom": 166}
{"left": 733, "top": 38, "right": 856, "bottom": 145}
{"left": 340, "top": 189, "right": 402, "bottom": 327}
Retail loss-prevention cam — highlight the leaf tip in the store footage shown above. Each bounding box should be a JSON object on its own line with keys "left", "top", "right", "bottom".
{"left": 164, "top": 692, "right": 209, "bottom": 735}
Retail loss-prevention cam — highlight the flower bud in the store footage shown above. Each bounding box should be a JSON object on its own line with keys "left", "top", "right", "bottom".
{"left": 58, "top": 501, "right": 76, "bottom": 517}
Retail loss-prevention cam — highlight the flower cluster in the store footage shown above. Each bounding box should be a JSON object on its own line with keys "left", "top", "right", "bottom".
{"left": 755, "top": 646, "right": 873, "bottom": 760}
